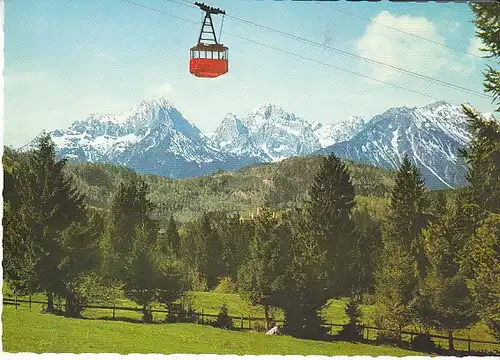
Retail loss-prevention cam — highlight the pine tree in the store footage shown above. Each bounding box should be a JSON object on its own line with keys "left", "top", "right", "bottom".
{"left": 277, "top": 211, "right": 329, "bottom": 339}
{"left": 18, "top": 133, "right": 86, "bottom": 311}
{"left": 108, "top": 179, "right": 186, "bottom": 322}
{"left": 456, "top": 5, "right": 500, "bottom": 341}
{"left": 469, "top": 2, "right": 500, "bottom": 111}
{"left": 123, "top": 225, "right": 162, "bottom": 322}
{"left": 106, "top": 178, "right": 157, "bottom": 281}
{"left": 459, "top": 106, "right": 500, "bottom": 215}
{"left": 59, "top": 209, "right": 105, "bottom": 317}
{"left": 304, "top": 153, "right": 356, "bottom": 297}
{"left": 217, "top": 213, "right": 252, "bottom": 280}
{"left": 237, "top": 209, "right": 291, "bottom": 330}
{"left": 417, "top": 199, "right": 477, "bottom": 351}
{"left": 375, "top": 155, "right": 429, "bottom": 335}
{"left": 461, "top": 213, "right": 500, "bottom": 341}
{"left": 2, "top": 149, "right": 38, "bottom": 296}
{"left": 164, "top": 215, "right": 181, "bottom": 253}
{"left": 350, "top": 209, "right": 383, "bottom": 297}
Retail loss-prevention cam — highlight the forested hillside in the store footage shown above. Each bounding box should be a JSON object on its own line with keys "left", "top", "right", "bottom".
{"left": 61, "top": 154, "right": 397, "bottom": 222}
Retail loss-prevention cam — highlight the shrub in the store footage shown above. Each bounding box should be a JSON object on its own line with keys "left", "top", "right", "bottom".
{"left": 188, "top": 269, "right": 208, "bottom": 292}
{"left": 252, "top": 320, "right": 267, "bottom": 332}
{"left": 338, "top": 297, "right": 364, "bottom": 341}
{"left": 411, "top": 333, "right": 437, "bottom": 352}
{"left": 210, "top": 304, "right": 234, "bottom": 330}
{"left": 213, "top": 276, "right": 237, "bottom": 294}
{"left": 166, "top": 303, "right": 198, "bottom": 324}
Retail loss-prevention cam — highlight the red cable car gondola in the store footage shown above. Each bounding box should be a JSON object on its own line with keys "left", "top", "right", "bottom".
{"left": 190, "top": 2, "right": 228, "bottom": 78}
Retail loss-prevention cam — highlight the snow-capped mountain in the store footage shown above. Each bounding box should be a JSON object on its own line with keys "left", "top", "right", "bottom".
{"left": 22, "top": 96, "right": 258, "bottom": 178}
{"left": 313, "top": 116, "right": 367, "bottom": 148}
{"left": 21, "top": 97, "right": 492, "bottom": 189}
{"left": 316, "top": 101, "right": 481, "bottom": 189}
{"left": 211, "top": 102, "right": 365, "bottom": 162}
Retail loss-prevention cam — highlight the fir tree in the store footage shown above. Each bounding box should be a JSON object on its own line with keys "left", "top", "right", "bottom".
{"left": 458, "top": 5, "right": 500, "bottom": 340}
{"left": 375, "top": 155, "right": 429, "bottom": 335}
{"left": 469, "top": 2, "right": 500, "bottom": 111}
{"left": 461, "top": 213, "right": 500, "bottom": 341}
{"left": 237, "top": 210, "right": 291, "bottom": 330}
{"left": 417, "top": 199, "right": 477, "bottom": 351}
{"left": 59, "top": 209, "right": 105, "bottom": 317}
{"left": 459, "top": 106, "right": 500, "bottom": 215}
{"left": 106, "top": 178, "right": 157, "bottom": 281}
{"left": 304, "top": 153, "right": 356, "bottom": 297}
{"left": 350, "top": 209, "right": 383, "bottom": 297}
{"left": 164, "top": 215, "right": 181, "bottom": 253}
{"left": 19, "top": 132, "right": 86, "bottom": 311}
{"left": 278, "top": 212, "right": 329, "bottom": 340}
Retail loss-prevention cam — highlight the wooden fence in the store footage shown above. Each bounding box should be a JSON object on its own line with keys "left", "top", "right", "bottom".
{"left": 4, "top": 297, "right": 499, "bottom": 354}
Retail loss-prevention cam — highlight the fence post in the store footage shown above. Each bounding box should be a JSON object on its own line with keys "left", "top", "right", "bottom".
{"left": 113, "top": 303, "right": 116, "bottom": 320}
{"left": 468, "top": 331, "right": 471, "bottom": 353}
{"left": 29, "top": 294, "right": 32, "bottom": 312}
{"left": 241, "top": 314, "right": 243, "bottom": 329}
{"left": 201, "top": 309, "right": 204, "bottom": 324}
{"left": 248, "top": 315, "right": 251, "bottom": 329}
{"left": 15, "top": 292, "right": 18, "bottom": 310}
{"left": 367, "top": 323, "right": 370, "bottom": 340}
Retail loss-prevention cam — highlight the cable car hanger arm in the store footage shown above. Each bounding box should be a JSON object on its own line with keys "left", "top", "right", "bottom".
{"left": 195, "top": 2, "right": 225, "bottom": 15}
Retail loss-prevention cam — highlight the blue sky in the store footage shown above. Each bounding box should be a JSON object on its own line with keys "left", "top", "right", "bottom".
{"left": 4, "top": 0, "right": 497, "bottom": 148}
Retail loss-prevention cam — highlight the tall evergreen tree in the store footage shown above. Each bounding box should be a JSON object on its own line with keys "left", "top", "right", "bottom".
{"left": 2, "top": 149, "right": 38, "bottom": 295}
{"left": 417, "top": 199, "right": 477, "bottom": 351}
{"left": 277, "top": 210, "right": 329, "bottom": 339}
{"left": 461, "top": 212, "right": 500, "bottom": 341}
{"left": 350, "top": 209, "right": 383, "bottom": 297}
{"left": 163, "top": 215, "right": 181, "bottom": 253}
{"left": 217, "top": 213, "right": 252, "bottom": 280}
{"left": 304, "top": 153, "right": 356, "bottom": 297}
{"left": 375, "top": 155, "right": 429, "bottom": 335}
{"left": 470, "top": 2, "right": 500, "bottom": 111}
{"left": 59, "top": 209, "right": 105, "bottom": 317}
{"left": 17, "top": 133, "right": 86, "bottom": 311}
{"left": 459, "top": 106, "right": 500, "bottom": 215}
{"left": 106, "top": 178, "right": 157, "bottom": 281}
{"left": 107, "top": 178, "right": 185, "bottom": 322}
{"left": 237, "top": 210, "right": 291, "bottom": 329}
{"left": 458, "top": 5, "right": 500, "bottom": 340}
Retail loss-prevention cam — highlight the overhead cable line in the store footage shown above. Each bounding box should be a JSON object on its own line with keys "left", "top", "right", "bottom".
{"left": 169, "top": 0, "right": 491, "bottom": 99}
{"left": 317, "top": 3, "right": 491, "bottom": 62}
{"left": 221, "top": 13, "right": 490, "bottom": 99}
{"left": 121, "top": 0, "right": 487, "bottom": 102}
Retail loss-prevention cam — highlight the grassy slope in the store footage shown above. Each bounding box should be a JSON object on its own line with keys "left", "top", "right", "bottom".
{"left": 4, "top": 286, "right": 498, "bottom": 353}
{"left": 2, "top": 306, "right": 422, "bottom": 356}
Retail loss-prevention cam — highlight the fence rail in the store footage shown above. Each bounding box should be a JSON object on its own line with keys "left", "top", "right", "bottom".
{"left": 4, "top": 297, "right": 499, "bottom": 352}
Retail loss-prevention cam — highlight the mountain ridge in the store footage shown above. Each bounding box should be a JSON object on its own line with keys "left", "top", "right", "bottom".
{"left": 21, "top": 96, "right": 494, "bottom": 189}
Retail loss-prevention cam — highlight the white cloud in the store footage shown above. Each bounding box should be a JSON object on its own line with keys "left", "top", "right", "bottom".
{"left": 467, "top": 37, "right": 488, "bottom": 58}
{"left": 355, "top": 11, "right": 462, "bottom": 81}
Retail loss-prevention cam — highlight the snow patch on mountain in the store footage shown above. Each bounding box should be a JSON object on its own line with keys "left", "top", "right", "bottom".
{"left": 211, "top": 102, "right": 365, "bottom": 162}
{"left": 21, "top": 96, "right": 494, "bottom": 188}
{"left": 316, "top": 101, "right": 486, "bottom": 189}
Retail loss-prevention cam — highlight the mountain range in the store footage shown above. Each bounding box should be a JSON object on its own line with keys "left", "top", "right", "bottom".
{"left": 21, "top": 96, "right": 494, "bottom": 189}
